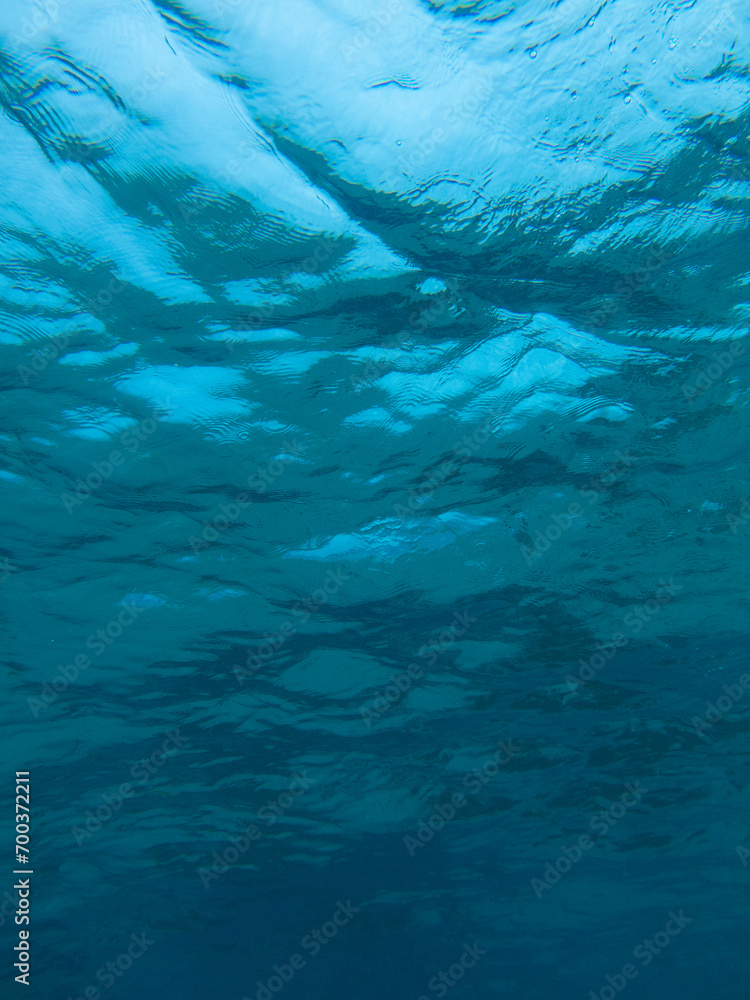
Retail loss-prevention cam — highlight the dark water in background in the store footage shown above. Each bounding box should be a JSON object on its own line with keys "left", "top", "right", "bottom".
{"left": 1, "top": 1, "right": 750, "bottom": 998}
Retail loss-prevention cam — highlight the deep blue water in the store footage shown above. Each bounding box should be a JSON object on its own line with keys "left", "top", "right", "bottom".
{"left": 1, "top": 1, "right": 750, "bottom": 998}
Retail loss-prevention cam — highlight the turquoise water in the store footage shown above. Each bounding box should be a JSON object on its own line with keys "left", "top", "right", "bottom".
{"left": 1, "top": 2, "right": 750, "bottom": 998}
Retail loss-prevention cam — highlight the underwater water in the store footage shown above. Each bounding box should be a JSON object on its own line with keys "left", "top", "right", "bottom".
{"left": 1, "top": 0, "right": 750, "bottom": 997}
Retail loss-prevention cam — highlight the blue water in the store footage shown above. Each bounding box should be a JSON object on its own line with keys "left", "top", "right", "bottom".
{"left": 1, "top": 2, "right": 749, "bottom": 998}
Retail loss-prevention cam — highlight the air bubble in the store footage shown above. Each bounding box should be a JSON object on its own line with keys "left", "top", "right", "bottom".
{"left": 529, "top": 49, "right": 537, "bottom": 59}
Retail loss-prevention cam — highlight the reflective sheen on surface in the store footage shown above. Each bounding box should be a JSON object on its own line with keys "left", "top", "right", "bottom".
{"left": 1, "top": 2, "right": 749, "bottom": 998}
